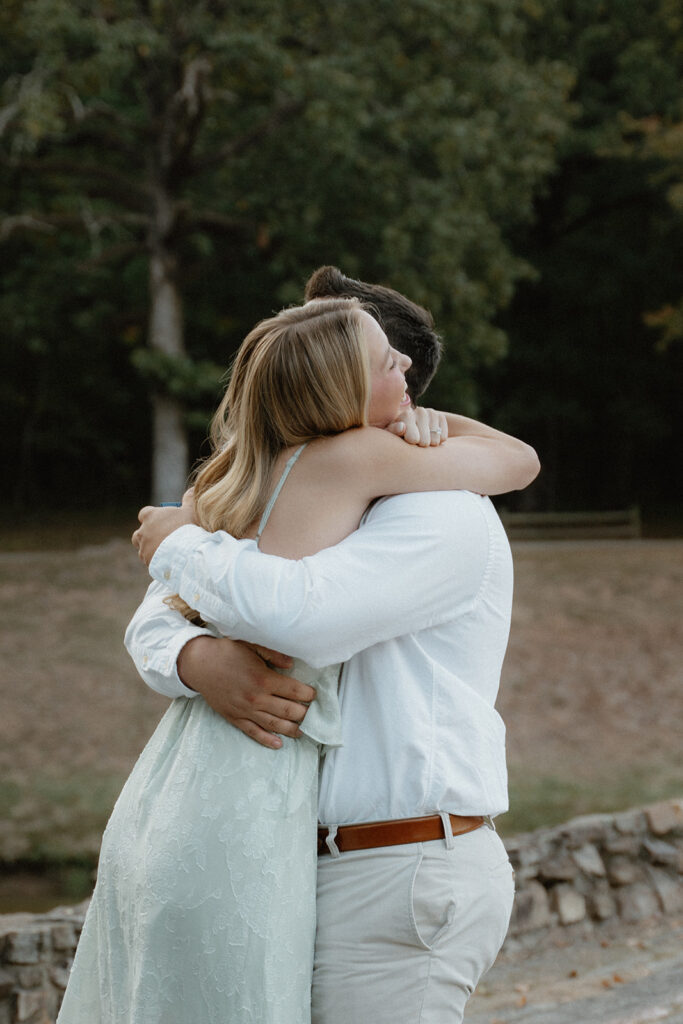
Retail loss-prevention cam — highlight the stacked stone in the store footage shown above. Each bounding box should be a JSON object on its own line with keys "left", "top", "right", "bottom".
{"left": 0, "top": 800, "right": 681, "bottom": 1022}
{"left": 0, "top": 903, "right": 84, "bottom": 1024}
{"left": 506, "top": 798, "right": 683, "bottom": 939}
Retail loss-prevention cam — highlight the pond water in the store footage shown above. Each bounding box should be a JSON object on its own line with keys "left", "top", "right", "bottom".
{"left": 0, "top": 867, "right": 93, "bottom": 916}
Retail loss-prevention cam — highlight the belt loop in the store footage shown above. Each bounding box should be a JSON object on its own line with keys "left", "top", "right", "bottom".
{"left": 484, "top": 815, "right": 496, "bottom": 831}
{"left": 439, "top": 811, "right": 455, "bottom": 850}
{"left": 325, "top": 824, "right": 341, "bottom": 858}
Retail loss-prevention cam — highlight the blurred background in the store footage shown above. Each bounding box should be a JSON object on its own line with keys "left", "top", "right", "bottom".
{"left": 1, "top": 0, "right": 681, "bottom": 910}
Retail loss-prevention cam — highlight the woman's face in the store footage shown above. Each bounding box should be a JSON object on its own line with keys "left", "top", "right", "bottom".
{"left": 362, "top": 312, "right": 412, "bottom": 428}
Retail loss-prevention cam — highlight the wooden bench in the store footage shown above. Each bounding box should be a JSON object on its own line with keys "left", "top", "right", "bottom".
{"left": 499, "top": 507, "right": 641, "bottom": 540}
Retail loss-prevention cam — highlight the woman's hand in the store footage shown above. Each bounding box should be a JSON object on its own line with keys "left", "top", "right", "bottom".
{"left": 132, "top": 488, "right": 197, "bottom": 566}
{"left": 386, "top": 406, "right": 448, "bottom": 447}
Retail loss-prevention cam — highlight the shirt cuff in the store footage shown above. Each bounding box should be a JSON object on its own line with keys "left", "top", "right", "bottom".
{"left": 149, "top": 523, "right": 209, "bottom": 591}
{"left": 128, "top": 620, "right": 208, "bottom": 699}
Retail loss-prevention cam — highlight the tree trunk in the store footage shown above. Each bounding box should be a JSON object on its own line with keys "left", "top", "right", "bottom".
{"left": 148, "top": 240, "right": 189, "bottom": 504}
{"left": 151, "top": 392, "right": 189, "bottom": 503}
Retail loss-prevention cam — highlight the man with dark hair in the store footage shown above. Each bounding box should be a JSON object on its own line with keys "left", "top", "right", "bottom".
{"left": 127, "top": 267, "right": 521, "bottom": 1022}
{"left": 305, "top": 265, "right": 443, "bottom": 400}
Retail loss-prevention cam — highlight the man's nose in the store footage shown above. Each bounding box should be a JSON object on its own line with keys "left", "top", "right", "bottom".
{"left": 400, "top": 351, "right": 412, "bottom": 370}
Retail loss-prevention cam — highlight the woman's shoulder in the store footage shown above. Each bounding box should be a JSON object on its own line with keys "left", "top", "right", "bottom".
{"left": 303, "top": 427, "right": 401, "bottom": 483}
{"left": 314, "top": 426, "right": 400, "bottom": 461}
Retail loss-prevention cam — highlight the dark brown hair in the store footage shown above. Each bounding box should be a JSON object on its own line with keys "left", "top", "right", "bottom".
{"left": 304, "top": 266, "right": 442, "bottom": 399}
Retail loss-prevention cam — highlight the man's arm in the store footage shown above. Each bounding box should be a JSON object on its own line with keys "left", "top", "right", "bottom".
{"left": 148, "top": 491, "right": 490, "bottom": 668}
{"left": 125, "top": 582, "right": 317, "bottom": 748}
{"left": 124, "top": 581, "right": 210, "bottom": 699}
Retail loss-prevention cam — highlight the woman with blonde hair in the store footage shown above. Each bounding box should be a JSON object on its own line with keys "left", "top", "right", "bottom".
{"left": 58, "top": 298, "right": 538, "bottom": 1024}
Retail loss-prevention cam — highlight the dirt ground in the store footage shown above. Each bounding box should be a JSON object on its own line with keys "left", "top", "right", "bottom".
{"left": 1, "top": 537, "right": 682, "bottom": 871}
{"left": 466, "top": 915, "right": 683, "bottom": 1023}
{"left": 499, "top": 540, "right": 683, "bottom": 813}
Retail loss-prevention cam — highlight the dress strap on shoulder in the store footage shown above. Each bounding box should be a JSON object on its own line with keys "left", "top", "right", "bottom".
{"left": 255, "top": 443, "right": 308, "bottom": 544}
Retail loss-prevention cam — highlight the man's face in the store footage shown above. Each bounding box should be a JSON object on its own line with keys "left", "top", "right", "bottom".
{"left": 361, "top": 312, "right": 412, "bottom": 428}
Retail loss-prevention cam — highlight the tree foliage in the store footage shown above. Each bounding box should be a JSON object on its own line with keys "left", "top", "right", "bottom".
{"left": 1, "top": 0, "right": 571, "bottom": 505}
{"left": 629, "top": 116, "right": 683, "bottom": 350}
{"left": 481, "top": 0, "right": 683, "bottom": 514}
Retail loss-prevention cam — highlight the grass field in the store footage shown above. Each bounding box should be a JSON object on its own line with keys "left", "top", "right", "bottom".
{"left": 1, "top": 523, "right": 682, "bottom": 909}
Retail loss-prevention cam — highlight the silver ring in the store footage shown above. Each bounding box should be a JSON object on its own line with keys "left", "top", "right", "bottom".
{"left": 430, "top": 428, "right": 442, "bottom": 436}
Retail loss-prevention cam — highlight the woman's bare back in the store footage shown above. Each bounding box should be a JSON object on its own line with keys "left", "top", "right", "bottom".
{"left": 244, "top": 435, "right": 371, "bottom": 559}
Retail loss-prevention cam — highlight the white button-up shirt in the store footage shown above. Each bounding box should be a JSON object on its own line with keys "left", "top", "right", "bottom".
{"left": 125, "top": 490, "right": 513, "bottom": 822}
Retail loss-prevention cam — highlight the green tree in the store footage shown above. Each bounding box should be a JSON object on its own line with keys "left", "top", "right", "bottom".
{"left": 2, "top": 0, "right": 571, "bottom": 505}
{"left": 630, "top": 115, "right": 683, "bottom": 349}
{"left": 481, "top": 0, "right": 683, "bottom": 514}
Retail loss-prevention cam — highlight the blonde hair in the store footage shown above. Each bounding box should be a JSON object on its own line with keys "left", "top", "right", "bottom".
{"left": 169, "top": 298, "right": 371, "bottom": 622}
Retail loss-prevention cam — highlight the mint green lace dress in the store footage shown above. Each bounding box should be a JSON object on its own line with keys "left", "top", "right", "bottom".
{"left": 57, "top": 446, "right": 342, "bottom": 1024}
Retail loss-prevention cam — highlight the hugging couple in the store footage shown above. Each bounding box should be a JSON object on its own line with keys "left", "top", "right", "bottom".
{"left": 57, "top": 265, "right": 539, "bottom": 1024}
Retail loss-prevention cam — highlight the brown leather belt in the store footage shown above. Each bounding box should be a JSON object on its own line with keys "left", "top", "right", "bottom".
{"left": 317, "top": 813, "right": 485, "bottom": 856}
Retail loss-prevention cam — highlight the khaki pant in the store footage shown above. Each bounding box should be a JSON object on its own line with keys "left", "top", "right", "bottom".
{"left": 312, "top": 821, "right": 514, "bottom": 1024}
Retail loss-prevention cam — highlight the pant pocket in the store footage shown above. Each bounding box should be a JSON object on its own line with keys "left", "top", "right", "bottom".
{"left": 483, "top": 855, "right": 515, "bottom": 966}
{"left": 409, "top": 850, "right": 457, "bottom": 952}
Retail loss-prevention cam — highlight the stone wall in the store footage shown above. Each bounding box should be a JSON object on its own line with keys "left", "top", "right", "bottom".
{"left": 1, "top": 798, "right": 681, "bottom": 1023}
{"left": 506, "top": 798, "right": 683, "bottom": 938}
{"left": 0, "top": 905, "right": 83, "bottom": 1024}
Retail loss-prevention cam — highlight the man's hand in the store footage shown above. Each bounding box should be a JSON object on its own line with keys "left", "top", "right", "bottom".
{"left": 133, "top": 488, "right": 197, "bottom": 566}
{"left": 387, "top": 406, "right": 449, "bottom": 447}
{"left": 177, "top": 635, "right": 316, "bottom": 750}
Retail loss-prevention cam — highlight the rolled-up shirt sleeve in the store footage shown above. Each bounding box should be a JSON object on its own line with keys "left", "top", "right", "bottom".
{"left": 148, "top": 492, "right": 490, "bottom": 669}
{"left": 124, "top": 581, "right": 214, "bottom": 699}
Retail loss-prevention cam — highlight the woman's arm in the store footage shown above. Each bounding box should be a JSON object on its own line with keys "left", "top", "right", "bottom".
{"left": 132, "top": 409, "right": 538, "bottom": 566}
{"left": 326, "top": 419, "right": 539, "bottom": 503}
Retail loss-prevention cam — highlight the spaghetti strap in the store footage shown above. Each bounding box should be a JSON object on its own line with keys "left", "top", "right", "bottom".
{"left": 255, "top": 443, "right": 308, "bottom": 545}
